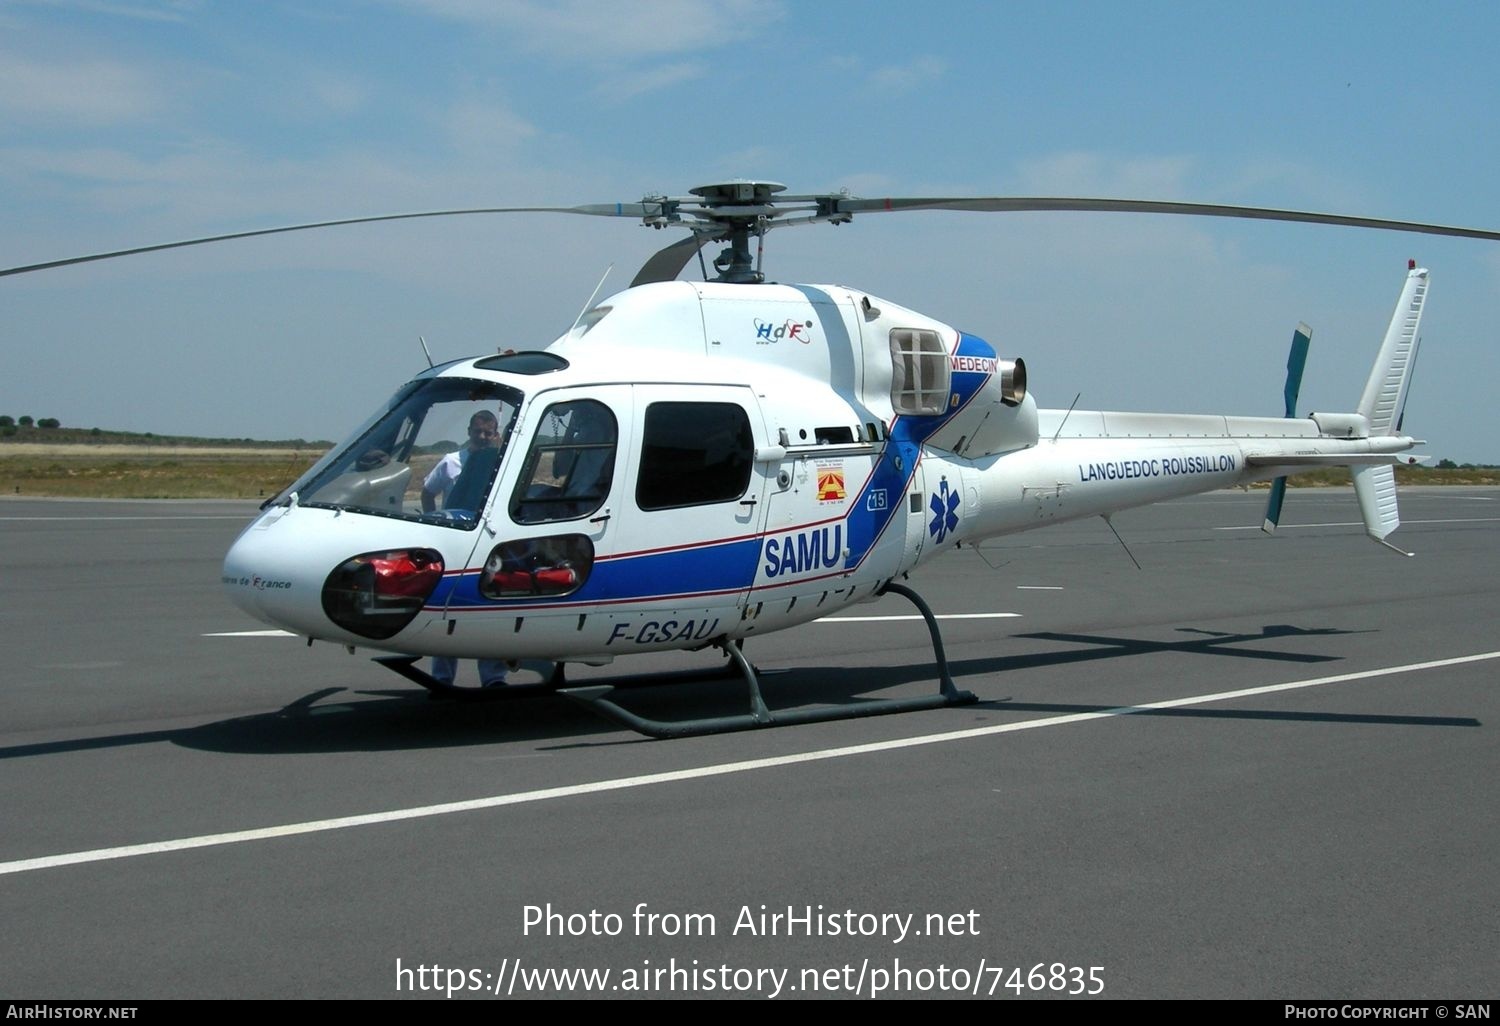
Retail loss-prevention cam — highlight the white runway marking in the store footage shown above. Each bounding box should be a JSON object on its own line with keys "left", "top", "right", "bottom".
{"left": 822, "top": 613, "right": 1022, "bottom": 622}
{"left": 1215, "top": 517, "right": 1500, "bottom": 531}
{"left": 4, "top": 649, "right": 1496, "bottom": 878}
{"left": 203, "top": 630, "right": 297, "bottom": 637}
{"left": 1016, "top": 586, "right": 1065, "bottom": 590}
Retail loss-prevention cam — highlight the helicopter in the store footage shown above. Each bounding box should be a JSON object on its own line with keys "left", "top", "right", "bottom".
{"left": 7, "top": 180, "right": 1500, "bottom": 738}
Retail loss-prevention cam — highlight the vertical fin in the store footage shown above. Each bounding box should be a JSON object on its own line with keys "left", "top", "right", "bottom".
{"left": 1358, "top": 265, "right": 1428, "bottom": 435}
{"left": 1262, "top": 322, "right": 1312, "bottom": 535}
{"left": 1352, "top": 464, "right": 1411, "bottom": 556}
{"left": 1395, "top": 335, "right": 1421, "bottom": 433}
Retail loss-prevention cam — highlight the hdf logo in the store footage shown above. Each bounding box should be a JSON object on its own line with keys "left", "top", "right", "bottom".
{"left": 753, "top": 319, "right": 814, "bottom": 344}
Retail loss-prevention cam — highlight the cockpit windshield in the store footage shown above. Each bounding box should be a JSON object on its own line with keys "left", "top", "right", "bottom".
{"left": 280, "top": 377, "right": 523, "bottom": 529}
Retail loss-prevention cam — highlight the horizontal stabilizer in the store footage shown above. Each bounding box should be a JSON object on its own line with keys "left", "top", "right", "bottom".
{"left": 1246, "top": 453, "right": 1409, "bottom": 467}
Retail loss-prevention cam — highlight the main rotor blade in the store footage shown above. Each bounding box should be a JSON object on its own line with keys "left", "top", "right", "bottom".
{"left": 631, "top": 234, "right": 707, "bottom": 287}
{"left": 0, "top": 203, "right": 657, "bottom": 278}
{"left": 12, "top": 191, "right": 1498, "bottom": 282}
{"left": 832, "top": 196, "right": 1500, "bottom": 242}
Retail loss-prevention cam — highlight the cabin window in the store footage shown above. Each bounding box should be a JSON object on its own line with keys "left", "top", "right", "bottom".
{"left": 479, "top": 535, "right": 594, "bottom": 598}
{"left": 636, "top": 402, "right": 753, "bottom": 510}
{"left": 509, "top": 399, "right": 617, "bottom": 524}
{"left": 889, "top": 328, "right": 949, "bottom": 415}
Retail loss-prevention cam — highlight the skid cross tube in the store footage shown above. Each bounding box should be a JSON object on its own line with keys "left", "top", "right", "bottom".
{"left": 561, "top": 584, "right": 977, "bottom": 739}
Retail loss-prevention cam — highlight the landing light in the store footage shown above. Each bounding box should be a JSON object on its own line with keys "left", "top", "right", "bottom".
{"left": 322, "top": 549, "right": 444, "bottom": 640}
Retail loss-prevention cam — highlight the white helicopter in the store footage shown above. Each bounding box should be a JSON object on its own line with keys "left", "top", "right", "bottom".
{"left": 8, "top": 181, "right": 1499, "bottom": 737}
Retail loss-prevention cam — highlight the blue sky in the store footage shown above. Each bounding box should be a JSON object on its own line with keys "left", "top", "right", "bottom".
{"left": 4, "top": 0, "right": 1499, "bottom": 461}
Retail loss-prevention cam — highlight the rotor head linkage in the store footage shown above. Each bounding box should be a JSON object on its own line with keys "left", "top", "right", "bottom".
{"left": 688, "top": 181, "right": 787, "bottom": 284}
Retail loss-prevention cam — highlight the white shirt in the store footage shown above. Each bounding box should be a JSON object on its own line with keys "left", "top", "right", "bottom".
{"left": 422, "top": 448, "right": 471, "bottom": 505}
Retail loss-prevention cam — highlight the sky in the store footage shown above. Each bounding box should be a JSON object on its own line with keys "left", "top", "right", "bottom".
{"left": 3, "top": 0, "right": 1499, "bottom": 462}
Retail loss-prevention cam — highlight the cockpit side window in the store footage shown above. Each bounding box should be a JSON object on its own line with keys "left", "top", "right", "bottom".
{"left": 509, "top": 399, "right": 618, "bottom": 525}
{"left": 291, "top": 378, "right": 521, "bottom": 529}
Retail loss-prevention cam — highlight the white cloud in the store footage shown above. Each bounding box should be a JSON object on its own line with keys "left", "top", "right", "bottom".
{"left": 443, "top": 98, "right": 539, "bottom": 154}
{"left": 0, "top": 50, "right": 166, "bottom": 124}
{"left": 1013, "top": 152, "right": 1200, "bottom": 197}
{"left": 387, "top": 0, "right": 784, "bottom": 60}
{"left": 305, "top": 70, "right": 371, "bottom": 117}
{"left": 868, "top": 54, "right": 946, "bottom": 93}
{"left": 6, "top": 0, "right": 198, "bottom": 23}
{"left": 1219, "top": 157, "right": 1378, "bottom": 211}
{"left": 596, "top": 60, "right": 706, "bottom": 102}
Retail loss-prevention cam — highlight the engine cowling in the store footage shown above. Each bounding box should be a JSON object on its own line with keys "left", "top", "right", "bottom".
{"left": 923, "top": 339, "right": 1038, "bottom": 458}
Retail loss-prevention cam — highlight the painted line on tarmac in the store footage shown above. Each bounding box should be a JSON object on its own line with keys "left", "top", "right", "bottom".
{"left": 4, "top": 649, "right": 1496, "bottom": 878}
{"left": 0, "top": 515, "right": 249, "bottom": 521}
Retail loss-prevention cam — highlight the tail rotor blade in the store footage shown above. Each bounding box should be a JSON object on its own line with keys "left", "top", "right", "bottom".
{"left": 1263, "top": 322, "right": 1313, "bottom": 535}
{"left": 1283, "top": 323, "right": 1312, "bottom": 417}
{"left": 1263, "top": 476, "right": 1289, "bottom": 534}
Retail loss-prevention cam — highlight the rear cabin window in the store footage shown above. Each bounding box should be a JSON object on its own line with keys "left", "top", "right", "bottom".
{"left": 889, "top": 328, "right": 950, "bottom": 415}
{"left": 636, "top": 402, "right": 753, "bottom": 511}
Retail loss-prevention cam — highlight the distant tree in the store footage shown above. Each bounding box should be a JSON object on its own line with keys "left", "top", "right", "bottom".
{"left": 18, "top": 415, "right": 33, "bottom": 427}
{"left": 37, "top": 417, "right": 60, "bottom": 429}
{"left": 0, "top": 415, "right": 12, "bottom": 427}
{"left": 1437, "top": 458, "right": 1458, "bottom": 469}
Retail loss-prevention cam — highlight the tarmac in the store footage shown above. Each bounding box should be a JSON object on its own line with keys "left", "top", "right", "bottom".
{"left": 2, "top": 487, "right": 1495, "bottom": 998}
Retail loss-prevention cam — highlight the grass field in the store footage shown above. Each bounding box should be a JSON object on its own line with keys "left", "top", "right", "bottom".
{"left": 0, "top": 447, "right": 326, "bottom": 499}
{"left": 2, "top": 443, "right": 1497, "bottom": 500}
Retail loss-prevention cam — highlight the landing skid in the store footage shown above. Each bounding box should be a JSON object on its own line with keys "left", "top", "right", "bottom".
{"left": 372, "top": 653, "right": 742, "bottom": 702}
{"left": 560, "top": 582, "right": 978, "bottom": 739}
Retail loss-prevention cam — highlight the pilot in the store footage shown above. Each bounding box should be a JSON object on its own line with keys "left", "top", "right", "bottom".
{"left": 421, "top": 410, "right": 501, "bottom": 513}
{"left": 422, "top": 408, "right": 510, "bottom": 688}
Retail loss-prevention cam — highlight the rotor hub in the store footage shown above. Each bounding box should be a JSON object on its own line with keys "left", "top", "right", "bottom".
{"left": 688, "top": 180, "right": 787, "bottom": 206}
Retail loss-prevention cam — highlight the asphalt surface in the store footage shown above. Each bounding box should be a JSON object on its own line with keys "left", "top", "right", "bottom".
{"left": 1, "top": 488, "right": 1496, "bottom": 999}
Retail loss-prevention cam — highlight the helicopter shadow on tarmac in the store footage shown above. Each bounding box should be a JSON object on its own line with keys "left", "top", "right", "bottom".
{"left": 0, "top": 622, "right": 1480, "bottom": 763}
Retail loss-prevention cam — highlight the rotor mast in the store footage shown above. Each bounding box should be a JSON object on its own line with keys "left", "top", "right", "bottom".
{"left": 700, "top": 180, "right": 780, "bottom": 284}
{"left": 640, "top": 180, "right": 853, "bottom": 285}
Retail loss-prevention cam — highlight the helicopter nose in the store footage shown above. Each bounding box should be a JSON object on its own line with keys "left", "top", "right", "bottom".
{"left": 223, "top": 506, "right": 448, "bottom": 643}
{"left": 222, "top": 506, "right": 332, "bottom": 636}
